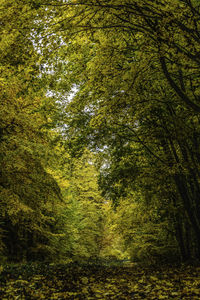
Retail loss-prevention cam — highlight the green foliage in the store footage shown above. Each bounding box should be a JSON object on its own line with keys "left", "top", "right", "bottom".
{"left": 41, "top": 0, "right": 200, "bottom": 262}
{"left": 2, "top": 0, "right": 200, "bottom": 266}
{"left": 99, "top": 201, "right": 128, "bottom": 260}
{"left": 115, "top": 195, "right": 179, "bottom": 264}
{"left": 0, "top": 0, "right": 63, "bottom": 262}
{"left": 48, "top": 149, "right": 105, "bottom": 261}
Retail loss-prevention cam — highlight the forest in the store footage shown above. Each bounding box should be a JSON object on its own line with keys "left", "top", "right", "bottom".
{"left": 1, "top": 0, "right": 200, "bottom": 298}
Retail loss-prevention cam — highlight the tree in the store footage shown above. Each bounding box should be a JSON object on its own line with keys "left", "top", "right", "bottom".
{"left": 45, "top": 0, "right": 200, "bottom": 113}
{"left": 0, "top": 0, "right": 64, "bottom": 262}
{"left": 39, "top": 0, "right": 200, "bottom": 261}
{"left": 2, "top": 0, "right": 200, "bottom": 263}
{"left": 47, "top": 148, "right": 105, "bottom": 260}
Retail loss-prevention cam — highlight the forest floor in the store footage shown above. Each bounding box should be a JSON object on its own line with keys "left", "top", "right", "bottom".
{"left": 0, "top": 262, "right": 200, "bottom": 299}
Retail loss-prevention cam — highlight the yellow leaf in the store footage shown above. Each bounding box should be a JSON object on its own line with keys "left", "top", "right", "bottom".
{"left": 158, "top": 295, "right": 167, "bottom": 299}
{"left": 150, "top": 276, "right": 158, "bottom": 281}
{"left": 171, "top": 292, "right": 179, "bottom": 296}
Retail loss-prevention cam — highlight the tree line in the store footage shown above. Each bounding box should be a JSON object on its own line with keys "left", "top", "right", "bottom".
{"left": 1, "top": 0, "right": 200, "bottom": 264}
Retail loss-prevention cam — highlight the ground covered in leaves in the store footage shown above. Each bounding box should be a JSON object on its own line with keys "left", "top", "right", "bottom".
{"left": 0, "top": 262, "right": 200, "bottom": 299}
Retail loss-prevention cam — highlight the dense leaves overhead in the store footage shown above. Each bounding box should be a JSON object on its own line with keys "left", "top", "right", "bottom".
{"left": 40, "top": 0, "right": 200, "bottom": 263}
{"left": 2, "top": 0, "right": 200, "bottom": 276}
